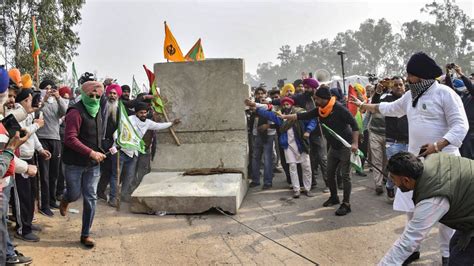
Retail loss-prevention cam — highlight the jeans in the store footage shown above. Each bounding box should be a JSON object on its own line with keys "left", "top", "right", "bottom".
{"left": 251, "top": 135, "right": 274, "bottom": 186}
{"left": 327, "top": 147, "right": 352, "bottom": 203}
{"left": 369, "top": 132, "right": 386, "bottom": 188}
{"left": 385, "top": 142, "right": 408, "bottom": 189}
{"left": 309, "top": 133, "right": 328, "bottom": 187}
{"left": 63, "top": 164, "right": 100, "bottom": 237}
{"left": 127, "top": 153, "right": 151, "bottom": 199}
{"left": 449, "top": 230, "right": 474, "bottom": 265}
{"left": 2, "top": 178, "right": 15, "bottom": 258}
{"left": 110, "top": 151, "right": 138, "bottom": 201}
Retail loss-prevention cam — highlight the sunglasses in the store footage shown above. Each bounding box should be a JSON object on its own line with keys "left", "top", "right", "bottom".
{"left": 88, "top": 94, "right": 101, "bottom": 99}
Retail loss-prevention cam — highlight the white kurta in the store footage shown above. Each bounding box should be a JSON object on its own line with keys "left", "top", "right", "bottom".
{"left": 379, "top": 81, "right": 468, "bottom": 212}
{"left": 284, "top": 128, "right": 304, "bottom": 164}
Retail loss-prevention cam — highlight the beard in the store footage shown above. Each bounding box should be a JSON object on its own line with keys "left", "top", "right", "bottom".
{"left": 138, "top": 116, "right": 147, "bottom": 122}
{"left": 282, "top": 107, "right": 292, "bottom": 114}
{"left": 106, "top": 100, "right": 118, "bottom": 123}
{"left": 304, "top": 90, "right": 313, "bottom": 97}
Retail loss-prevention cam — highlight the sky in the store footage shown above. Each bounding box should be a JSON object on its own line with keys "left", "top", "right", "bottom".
{"left": 72, "top": 0, "right": 473, "bottom": 87}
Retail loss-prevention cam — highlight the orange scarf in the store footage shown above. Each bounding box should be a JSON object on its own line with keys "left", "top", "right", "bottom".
{"left": 318, "top": 96, "right": 336, "bottom": 118}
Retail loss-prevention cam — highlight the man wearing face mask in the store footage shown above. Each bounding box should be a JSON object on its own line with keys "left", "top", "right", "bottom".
{"left": 245, "top": 97, "right": 316, "bottom": 198}
{"left": 353, "top": 52, "right": 469, "bottom": 265}
{"left": 110, "top": 102, "right": 179, "bottom": 203}
{"left": 36, "top": 80, "right": 68, "bottom": 217}
{"left": 59, "top": 81, "right": 107, "bottom": 248}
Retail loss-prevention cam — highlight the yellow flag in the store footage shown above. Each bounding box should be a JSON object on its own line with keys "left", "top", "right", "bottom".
{"left": 164, "top": 22, "right": 185, "bottom": 62}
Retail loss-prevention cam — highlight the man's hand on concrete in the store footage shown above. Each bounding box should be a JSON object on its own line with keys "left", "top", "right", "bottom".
{"left": 172, "top": 118, "right": 181, "bottom": 126}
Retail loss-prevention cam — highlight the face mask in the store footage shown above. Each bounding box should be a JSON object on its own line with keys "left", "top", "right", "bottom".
{"left": 80, "top": 91, "right": 100, "bottom": 117}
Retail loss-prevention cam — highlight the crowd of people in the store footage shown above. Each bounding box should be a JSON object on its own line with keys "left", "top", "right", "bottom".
{"left": 0, "top": 69, "right": 177, "bottom": 265}
{"left": 245, "top": 52, "right": 474, "bottom": 265}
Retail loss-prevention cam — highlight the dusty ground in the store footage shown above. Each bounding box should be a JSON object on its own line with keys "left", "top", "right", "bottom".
{"left": 15, "top": 171, "right": 444, "bottom": 265}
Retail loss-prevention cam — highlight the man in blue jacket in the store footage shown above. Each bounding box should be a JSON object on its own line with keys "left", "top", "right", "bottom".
{"left": 245, "top": 97, "right": 317, "bottom": 198}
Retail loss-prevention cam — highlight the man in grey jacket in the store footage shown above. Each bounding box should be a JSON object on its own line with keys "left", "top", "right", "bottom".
{"left": 37, "top": 80, "right": 67, "bottom": 216}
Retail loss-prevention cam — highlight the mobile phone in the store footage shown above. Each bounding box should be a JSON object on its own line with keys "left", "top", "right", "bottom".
{"left": 31, "top": 91, "right": 42, "bottom": 108}
{"left": 2, "top": 114, "right": 26, "bottom": 138}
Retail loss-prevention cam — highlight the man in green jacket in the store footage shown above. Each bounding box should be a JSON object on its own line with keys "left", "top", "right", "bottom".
{"left": 380, "top": 152, "right": 474, "bottom": 265}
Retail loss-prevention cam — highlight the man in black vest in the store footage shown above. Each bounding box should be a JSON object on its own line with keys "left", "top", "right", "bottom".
{"left": 59, "top": 81, "right": 106, "bottom": 248}
{"left": 380, "top": 152, "right": 474, "bottom": 265}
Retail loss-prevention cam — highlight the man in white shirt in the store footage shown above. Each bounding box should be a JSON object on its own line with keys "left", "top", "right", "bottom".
{"left": 379, "top": 152, "right": 474, "bottom": 266}
{"left": 353, "top": 52, "right": 469, "bottom": 265}
{"left": 109, "top": 102, "right": 179, "bottom": 205}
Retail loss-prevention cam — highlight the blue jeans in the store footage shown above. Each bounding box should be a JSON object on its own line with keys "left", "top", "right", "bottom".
{"left": 385, "top": 142, "right": 408, "bottom": 189}
{"left": 251, "top": 135, "right": 274, "bottom": 186}
{"left": 2, "top": 178, "right": 15, "bottom": 258}
{"left": 110, "top": 151, "right": 138, "bottom": 201}
{"left": 63, "top": 164, "right": 100, "bottom": 237}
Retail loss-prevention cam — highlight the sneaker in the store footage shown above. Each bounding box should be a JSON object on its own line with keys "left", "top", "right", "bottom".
{"left": 31, "top": 224, "right": 42, "bottom": 232}
{"left": 322, "top": 187, "right": 330, "bottom": 193}
{"left": 14, "top": 232, "right": 40, "bottom": 242}
{"left": 323, "top": 197, "right": 340, "bottom": 207}
{"left": 80, "top": 236, "right": 95, "bottom": 248}
{"left": 59, "top": 199, "right": 69, "bottom": 217}
{"left": 293, "top": 191, "right": 300, "bottom": 198}
{"left": 305, "top": 191, "right": 316, "bottom": 197}
{"left": 387, "top": 188, "right": 395, "bottom": 199}
{"left": 335, "top": 203, "right": 351, "bottom": 216}
{"left": 262, "top": 184, "right": 272, "bottom": 190}
{"left": 107, "top": 199, "right": 117, "bottom": 208}
{"left": 441, "top": 256, "right": 449, "bottom": 266}
{"left": 50, "top": 201, "right": 60, "bottom": 209}
{"left": 356, "top": 170, "right": 367, "bottom": 177}
{"left": 402, "top": 251, "right": 420, "bottom": 265}
{"left": 249, "top": 182, "right": 260, "bottom": 188}
{"left": 6, "top": 250, "right": 33, "bottom": 265}
{"left": 39, "top": 208, "right": 54, "bottom": 217}
{"left": 375, "top": 186, "right": 384, "bottom": 196}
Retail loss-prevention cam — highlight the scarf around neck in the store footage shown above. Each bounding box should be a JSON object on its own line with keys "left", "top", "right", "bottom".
{"left": 81, "top": 91, "right": 100, "bottom": 117}
{"left": 318, "top": 96, "right": 336, "bottom": 118}
{"left": 408, "top": 79, "right": 435, "bottom": 107}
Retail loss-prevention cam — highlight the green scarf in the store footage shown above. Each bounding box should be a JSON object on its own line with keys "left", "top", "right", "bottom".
{"left": 81, "top": 91, "right": 100, "bottom": 118}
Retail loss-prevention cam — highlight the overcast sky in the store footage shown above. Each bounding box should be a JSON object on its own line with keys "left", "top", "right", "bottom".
{"left": 72, "top": 0, "right": 473, "bottom": 87}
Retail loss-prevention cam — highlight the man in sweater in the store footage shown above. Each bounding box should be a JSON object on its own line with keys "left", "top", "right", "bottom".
{"left": 59, "top": 81, "right": 107, "bottom": 248}
{"left": 282, "top": 85, "right": 359, "bottom": 216}
{"left": 380, "top": 152, "right": 474, "bottom": 265}
{"left": 111, "top": 102, "right": 179, "bottom": 203}
{"left": 37, "top": 79, "right": 68, "bottom": 216}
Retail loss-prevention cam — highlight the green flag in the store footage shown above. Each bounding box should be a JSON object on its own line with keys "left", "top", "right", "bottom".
{"left": 131, "top": 75, "right": 141, "bottom": 99}
{"left": 116, "top": 101, "right": 145, "bottom": 153}
{"left": 71, "top": 62, "right": 78, "bottom": 89}
{"left": 321, "top": 123, "right": 364, "bottom": 172}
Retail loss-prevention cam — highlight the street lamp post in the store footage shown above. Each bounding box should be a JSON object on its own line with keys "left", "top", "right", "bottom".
{"left": 337, "top": 51, "right": 346, "bottom": 95}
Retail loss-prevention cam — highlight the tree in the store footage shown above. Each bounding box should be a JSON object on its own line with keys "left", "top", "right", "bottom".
{"left": 3, "top": 0, "right": 83, "bottom": 81}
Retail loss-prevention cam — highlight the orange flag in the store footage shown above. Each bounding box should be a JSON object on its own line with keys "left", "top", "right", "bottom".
{"left": 163, "top": 22, "right": 185, "bottom": 62}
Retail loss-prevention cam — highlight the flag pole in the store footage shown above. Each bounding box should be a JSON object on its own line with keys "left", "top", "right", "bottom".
{"left": 153, "top": 89, "right": 181, "bottom": 146}
{"left": 116, "top": 151, "right": 121, "bottom": 211}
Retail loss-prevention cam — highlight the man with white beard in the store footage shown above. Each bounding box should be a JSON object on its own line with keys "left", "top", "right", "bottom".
{"left": 97, "top": 84, "right": 121, "bottom": 205}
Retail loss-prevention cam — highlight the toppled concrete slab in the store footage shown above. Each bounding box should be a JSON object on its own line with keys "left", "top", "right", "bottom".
{"left": 130, "top": 172, "right": 248, "bottom": 214}
{"left": 131, "top": 59, "right": 250, "bottom": 214}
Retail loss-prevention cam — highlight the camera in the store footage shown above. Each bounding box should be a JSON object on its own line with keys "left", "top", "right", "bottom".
{"left": 447, "top": 63, "right": 456, "bottom": 70}
{"left": 78, "top": 72, "right": 96, "bottom": 85}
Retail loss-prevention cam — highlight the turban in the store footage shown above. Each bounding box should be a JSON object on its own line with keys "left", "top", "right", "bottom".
{"left": 280, "top": 97, "right": 295, "bottom": 106}
{"left": 39, "top": 79, "right": 56, "bottom": 90}
{"left": 315, "top": 86, "right": 332, "bottom": 100}
{"left": 121, "top": 85, "right": 131, "bottom": 93}
{"left": 406, "top": 52, "right": 442, "bottom": 80}
{"left": 281, "top": 83, "right": 295, "bottom": 96}
{"left": 0, "top": 66, "right": 9, "bottom": 93}
{"left": 81, "top": 81, "right": 104, "bottom": 96}
{"left": 58, "top": 86, "right": 72, "bottom": 98}
{"left": 302, "top": 78, "right": 319, "bottom": 89}
{"left": 106, "top": 84, "right": 123, "bottom": 98}
{"left": 8, "top": 68, "right": 21, "bottom": 87}
{"left": 16, "top": 89, "right": 33, "bottom": 103}
{"left": 21, "top": 74, "right": 33, "bottom": 89}
{"left": 135, "top": 102, "right": 148, "bottom": 112}
{"left": 293, "top": 79, "right": 303, "bottom": 88}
